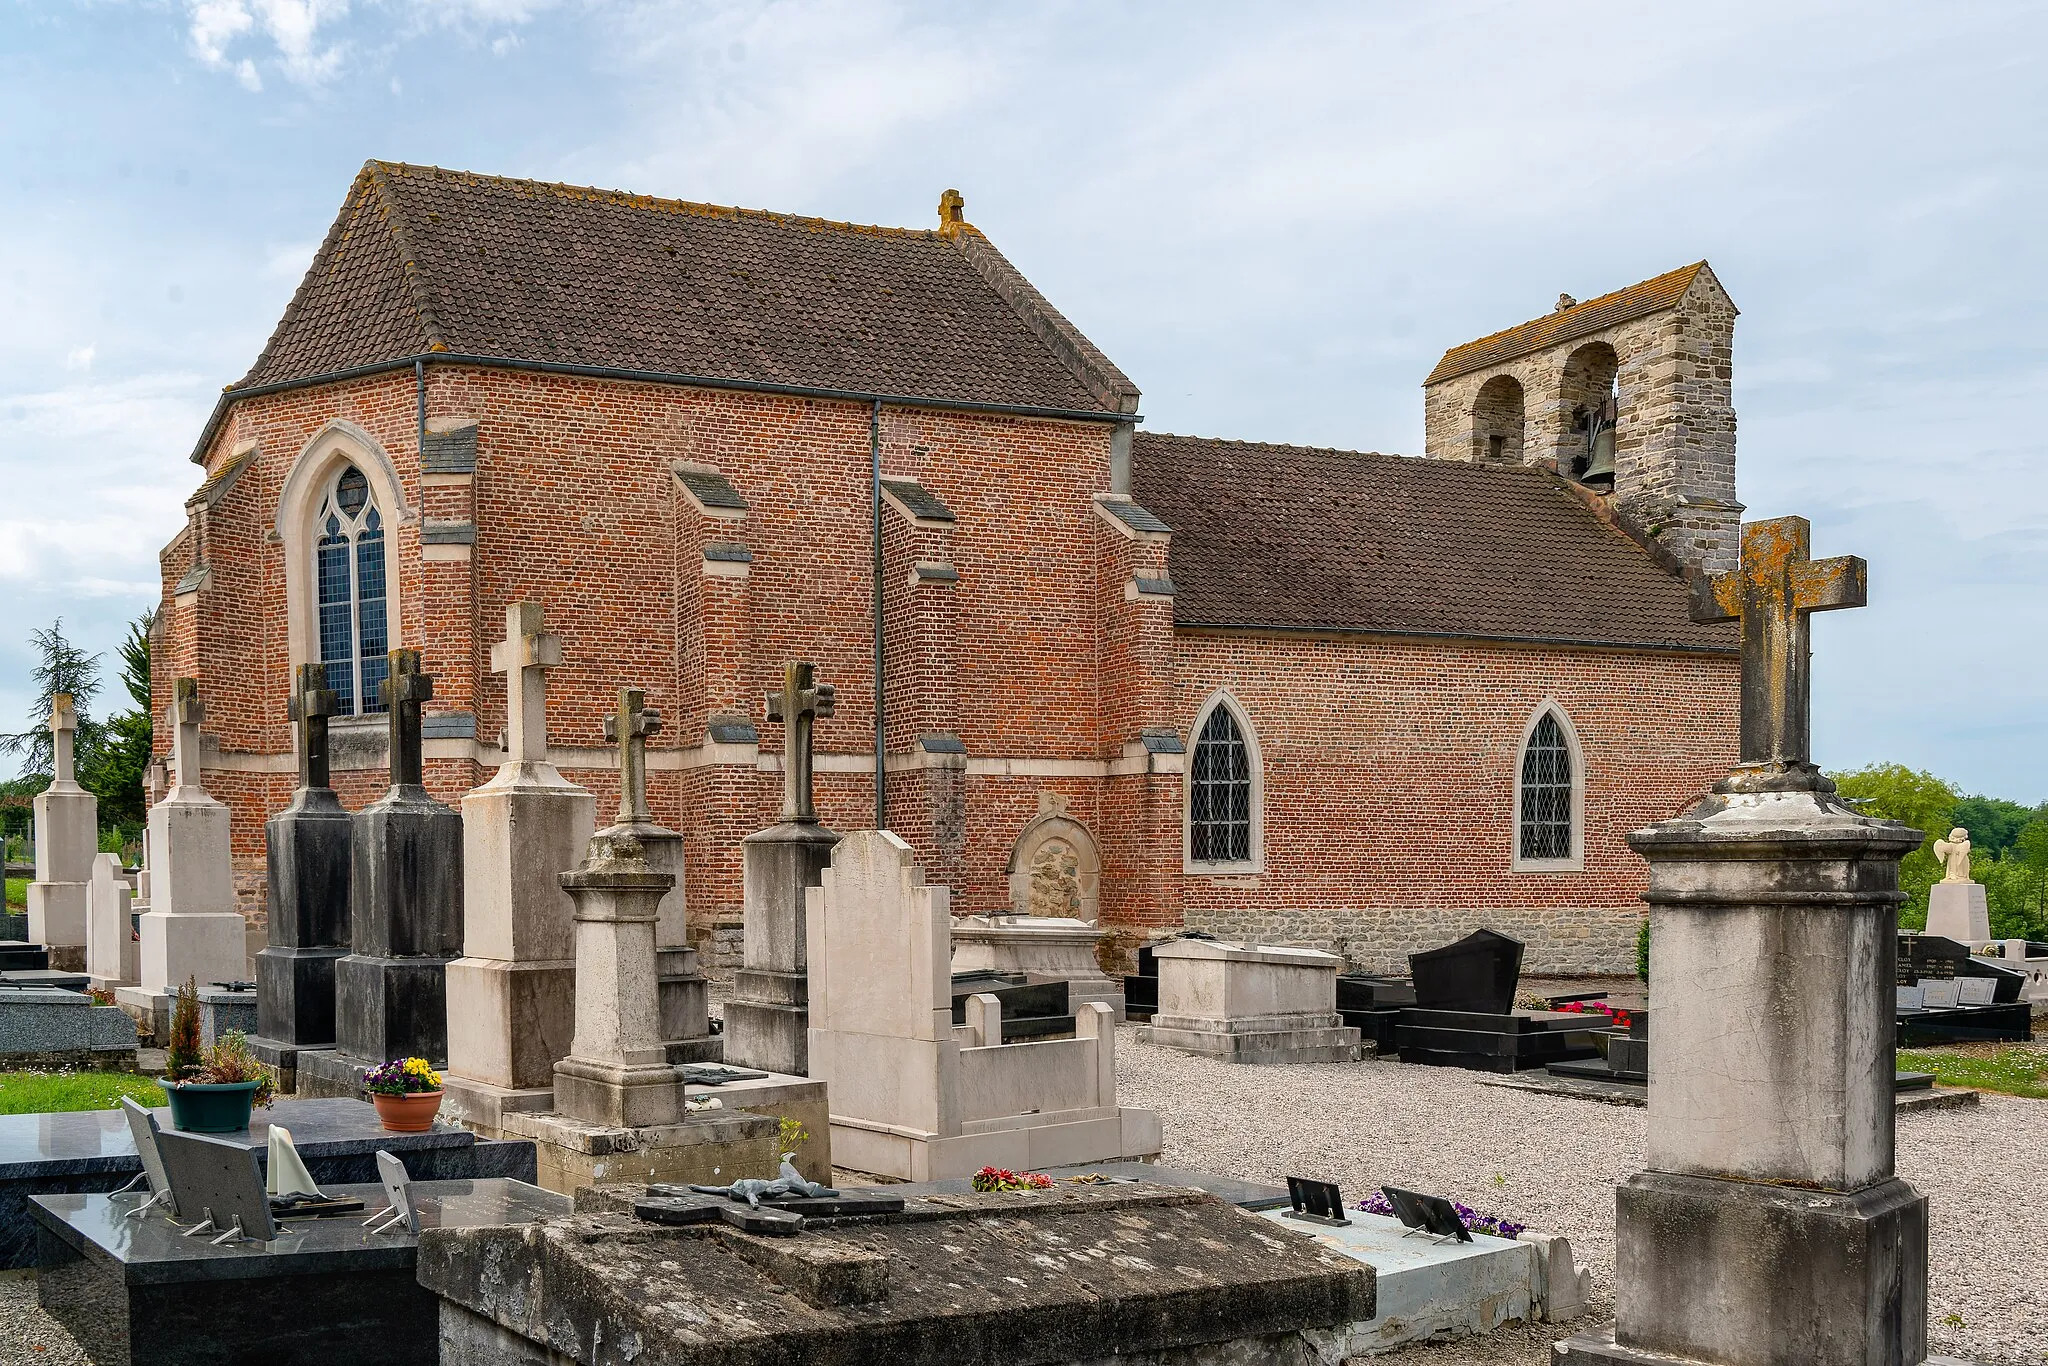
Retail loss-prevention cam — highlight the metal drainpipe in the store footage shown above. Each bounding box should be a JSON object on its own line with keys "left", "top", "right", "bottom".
{"left": 415, "top": 359, "right": 427, "bottom": 467}
{"left": 871, "top": 398, "right": 886, "bottom": 829}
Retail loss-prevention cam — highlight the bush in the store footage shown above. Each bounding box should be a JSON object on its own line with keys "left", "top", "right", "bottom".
{"left": 1636, "top": 917, "right": 1651, "bottom": 983}
{"left": 194, "top": 1030, "right": 276, "bottom": 1108}
{"left": 165, "top": 977, "right": 202, "bottom": 1080}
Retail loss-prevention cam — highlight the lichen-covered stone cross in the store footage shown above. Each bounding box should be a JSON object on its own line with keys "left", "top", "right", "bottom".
{"left": 1689, "top": 515, "right": 1865, "bottom": 776}
{"left": 48, "top": 693, "right": 78, "bottom": 785}
{"left": 766, "top": 662, "right": 835, "bottom": 824}
{"left": 602, "top": 688, "right": 662, "bottom": 825}
{"left": 490, "top": 601, "right": 562, "bottom": 765}
{"left": 287, "top": 663, "right": 339, "bottom": 791}
{"left": 171, "top": 678, "right": 205, "bottom": 791}
{"left": 380, "top": 648, "right": 433, "bottom": 789}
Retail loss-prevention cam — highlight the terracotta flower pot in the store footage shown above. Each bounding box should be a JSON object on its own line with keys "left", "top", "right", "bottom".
{"left": 165, "top": 1080, "right": 262, "bottom": 1133}
{"left": 370, "top": 1090, "right": 443, "bottom": 1133}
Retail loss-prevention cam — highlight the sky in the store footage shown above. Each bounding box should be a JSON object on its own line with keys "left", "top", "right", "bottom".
{"left": 1, "top": 0, "right": 2043, "bottom": 799}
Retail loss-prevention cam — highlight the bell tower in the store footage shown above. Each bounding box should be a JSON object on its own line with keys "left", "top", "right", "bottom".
{"left": 1421, "top": 262, "right": 1742, "bottom": 575}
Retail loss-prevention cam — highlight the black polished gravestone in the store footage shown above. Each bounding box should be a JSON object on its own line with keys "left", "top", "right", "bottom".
{"left": 298, "top": 651, "right": 463, "bottom": 1099}
{"left": 251, "top": 665, "right": 353, "bottom": 1087}
{"left": 1410, "top": 929, "right": 1523, "bottom": 1015}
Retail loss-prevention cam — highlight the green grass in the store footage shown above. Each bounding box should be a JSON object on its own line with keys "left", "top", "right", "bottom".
{"left": 0, "top": 1071, "right": 167, "bottom": 1115}
{"left": 3, "top": 876, "right": 25, "bottom": 909}
{"left": 1897, "top": 1048, "right": 2048, "bottom": 1099}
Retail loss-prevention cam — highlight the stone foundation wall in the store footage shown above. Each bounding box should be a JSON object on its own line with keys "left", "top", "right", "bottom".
{"left": 1184, "top": 903, "right": 1643, "bottom": 978}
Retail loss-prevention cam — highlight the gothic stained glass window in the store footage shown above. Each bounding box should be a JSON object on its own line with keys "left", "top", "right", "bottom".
{"left": 1519, "top": 712, "right": 1574, "bottom": 861}
{"left": 314, "top": 464, "right": 389, "bottom": 716}
{"left": 1190, "top": 703, "right": 1253, "bottom": 865}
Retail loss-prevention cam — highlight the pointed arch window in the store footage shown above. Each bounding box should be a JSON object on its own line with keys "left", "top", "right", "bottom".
{"left": 1515, "top": 706, "right": 1583, "bottom": 870}
{"left": 1186, "top": 695, "right": 1262, "bottom": 872}
{"left": 315, "top": 464, "right": 389, "bottom": 715}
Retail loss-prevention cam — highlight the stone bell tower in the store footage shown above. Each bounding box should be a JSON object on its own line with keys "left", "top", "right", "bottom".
{"left": 1421, "top": 261, "right": 1742, "bottom": 575}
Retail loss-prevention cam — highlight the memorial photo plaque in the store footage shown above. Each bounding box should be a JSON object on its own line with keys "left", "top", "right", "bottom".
{"left": 1283, "top": 1176, "right": 1350, "bottom": 1226}
{"left": 155, "top": 1128, "right": 277, "bottom": 1242}
{"left": 1381, "top": 1185, "right": 1472, "bottom": 1243}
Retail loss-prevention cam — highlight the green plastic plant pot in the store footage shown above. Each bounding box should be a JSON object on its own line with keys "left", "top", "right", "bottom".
{"left": 165, "top": 1080, "right": 261, "bottom": 1133}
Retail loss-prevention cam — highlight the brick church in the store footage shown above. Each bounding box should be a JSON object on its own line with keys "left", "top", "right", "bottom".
{"left": 156, "top": 160, "right": 1739, "bottom": 975}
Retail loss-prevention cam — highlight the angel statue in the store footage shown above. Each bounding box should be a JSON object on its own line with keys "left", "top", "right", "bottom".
{"left": 1931, "top": 828, "right": 1973, "bottom": 884}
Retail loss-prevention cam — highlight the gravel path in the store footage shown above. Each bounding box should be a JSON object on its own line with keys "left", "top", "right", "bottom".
{"left": 1116, "top": 1027, "right": 2048, "bottom": 1365}
{"left": 0, "top": 1272, "right": 87, "bottom": 1366}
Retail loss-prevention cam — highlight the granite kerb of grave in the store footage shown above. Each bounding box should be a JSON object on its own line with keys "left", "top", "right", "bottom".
{"left": 420, "top": 1181, "right": 1377, "bottom": 1365}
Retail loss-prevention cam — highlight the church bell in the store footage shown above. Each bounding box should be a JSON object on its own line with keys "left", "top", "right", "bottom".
{"left": 1579, "top": 396, "right": 1617, "bottom": 490}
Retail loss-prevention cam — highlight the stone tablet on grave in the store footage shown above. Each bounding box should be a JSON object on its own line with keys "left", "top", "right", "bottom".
{"left": 1894, "top": 984, "right": 1924, "bottom": 1012}
{"left": 444, "top": 604, "right": 596, "bottom": 1127}
{"left": 126, "top": 681, "right": 247, "bottom": 1032}
{"left": 1919, "top": 978, "right": 1961, "bottom": 1010}
{"left": 28, "top": 695, "right": 97, "bottom": 970}
{"left": 252, "top": 665, "right": 353, "bottom": 1081}
{"left": 724, "top": 662, "right": 840, "bottom": 1076}
{"left": 1409, "top": 928, "right": 1523, "bottom": 1015}
{"left": 1956, "top": 977, "right": 1997, "bottom": 1007}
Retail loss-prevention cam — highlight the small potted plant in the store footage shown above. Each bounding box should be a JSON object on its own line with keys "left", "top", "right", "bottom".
{"left": 363, "top": 1057, "right": 443, "bottom": 1132}
{"left": 163, "top": 981, "right": 277, "bottom": 1132}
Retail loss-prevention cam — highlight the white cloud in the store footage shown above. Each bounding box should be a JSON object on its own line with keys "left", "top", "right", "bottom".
{"left": 187, "top": 0, "right": 255, "bottom": 67}
{"left": 184, "top": 0, "right": 350, "bottom": 88}
{"left": 63, "top": 346, "right": 95, "bottom": 372}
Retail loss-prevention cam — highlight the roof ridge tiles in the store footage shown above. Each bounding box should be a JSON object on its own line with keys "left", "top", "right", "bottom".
{"left": 1423, "top": 261, "right": 1709, "bottom": 387}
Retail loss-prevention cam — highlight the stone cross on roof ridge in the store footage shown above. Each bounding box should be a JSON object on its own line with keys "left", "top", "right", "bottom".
{"left": 602, "top": 688, "right": 662, "bottom": 825}
{"left": 490, "top": 600, "right": 563, "bottom": 765}
{"left": 171, "top": 678, "right": 205, "bottom": 791}
{"left": 48, "top": 692, "right": 78, "bottom": 785}
{"left": 766, "top": 662, "right": 834, "bottom": 824}
{"left": 287, "top": 663, "right": 340, "bottom": 791}
{"left": 1689, "top": 515, "right": 1866, "bottom": 784}
{"left": 380, "top": 648, "right": 434, "bottom": 789}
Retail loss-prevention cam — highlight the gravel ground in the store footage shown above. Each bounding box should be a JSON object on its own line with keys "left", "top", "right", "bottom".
{"left": 1116, "top": 1027, "right": 2048, "bottom": 1366}
{"left": 0, "top": 1272, "right": 88, "bottom": 1366}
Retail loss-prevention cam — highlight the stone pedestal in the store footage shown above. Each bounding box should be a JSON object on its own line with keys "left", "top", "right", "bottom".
{"left": 28, "top": 775, "right": 95, "bottom": 972}
{"left": 723, "top": 821, "right": 839, "bottom": 1075}
{"left": 951, "top": 914, "right": 1126, "bottom": 1020}
{"left": 85, "top": 854, "right": 137, "bottom": 993}
{"left": 551, "top": 830, "right": 684, "bottom": 1130}
{"left": 1925, "top": 881, "right": 1990, "bottom": 943}
{"left": 329, "top": 786, "right": 463, "bottom": 1075}
{"left": 1556, "top": 781, "right": 1927, "bottom": 1366}
{"left": 442, "top": 762, "right": 595, "bottom": 1126}
{"left": 638, "top": 823, "right": 721, "bottom": 1064}
{"left": 132, "top": 784, "right": 247, "bottom": 1002}
{"left": 251, "top": 787, "right": 352, "bottom": 1083}
{"left": 1137, "top": 939, "right": 1361, "bottom": 1064}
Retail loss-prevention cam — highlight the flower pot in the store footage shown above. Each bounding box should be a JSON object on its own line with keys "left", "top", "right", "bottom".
{"left": 370, "top": 1090, "right": 443, "bottom": 1133}
{"left": 165, "top": 1080, "right": 261, "bottom": 1133}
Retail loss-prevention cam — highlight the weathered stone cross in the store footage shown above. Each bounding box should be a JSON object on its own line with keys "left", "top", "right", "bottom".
{"left": 287, "top": 663, "right": 339, "bottom": 791}
{"left": 1690, "top": 515, "right": 1866, "bottom": 776}
{"left": 380, "top": 649, "right": 434, "bottom": 789}
{"left": 171, "top": 678, "right": 205, "bottom": 791}
{"left": 602, "top": 688, "right": 662, "bottom": 825}
{"left": 765, "top": 662, "right": 835, "bottom": 824}
{"left": 490, "top": 601, "right": 562, "bottom": 766}
{"left": 48, "top": 693, "right": 78, "bottom": 786}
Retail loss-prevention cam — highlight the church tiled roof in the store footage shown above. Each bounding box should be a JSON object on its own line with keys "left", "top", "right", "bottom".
{"left": 1131, "top": 433, "right": 1735, "bottom": 653}
{"left": 1423, "top": 263, "right": 1707, "bottom": 386}
{"left": 234, "top": 161, "right": 1136, "bottom": 416}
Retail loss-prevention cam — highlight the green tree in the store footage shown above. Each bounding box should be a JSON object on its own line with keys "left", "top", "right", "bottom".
{"left": 1830, "top": 764, "right": 1960, "bottom": 929}
{"left": 0, "top": 620, "right": 104, "bottom": 779}
{"left": 1950, "top": 794, "right": 2037, "bottom": 858}
{"left": 81, "top": 613, "right": 155, "bottom": 838}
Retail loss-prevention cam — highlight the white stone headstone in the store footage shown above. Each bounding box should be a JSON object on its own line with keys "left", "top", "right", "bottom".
{"left": 28, "top": 694, "right": 96, "bottom": 954}
{"left": 134, "top": 681, "right": 246, "bottom": 996}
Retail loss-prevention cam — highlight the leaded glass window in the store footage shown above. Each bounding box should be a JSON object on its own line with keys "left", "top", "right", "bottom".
{"left": 1190, "top": 703, "right": 1253, "bottom": 865}
{"left": 315, "top": 465, "right": 388, "bottom": 715}
{"left": 1519, "top": 712, "right": 1573, "bottom": 861}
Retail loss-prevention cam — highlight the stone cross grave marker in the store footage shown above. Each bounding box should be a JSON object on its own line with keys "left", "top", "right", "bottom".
{"left": 765, "top": 662, "right": 834, "bottom": 824}
{"left": 1689, "top": 515, "right": 1865, "bottom": 779}
{"left": 171, "top": 678, "right": 205, "bottom": 790}
{"left": 490, "top": 602, "right": 562, "bottom": 765}
{"left": 602, "top": 688, "right": 662, "bottom": 825}
{"left": 288, "top": 663, "right": 339, "bottom": 792}
{"left": 50, "top": 693, "right": 78, "bottom": 784}
{"left": 381, "top": 649, "right": 433, "bottom": 789}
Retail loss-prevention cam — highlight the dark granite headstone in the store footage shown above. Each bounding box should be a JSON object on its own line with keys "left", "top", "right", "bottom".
{"left": 254, "top": 665, "right": 352, "bottom": 1070}
{"left": 1408, "top": 929, "right": 1523, "bottom": 1015}
{"left": 334, "top": 651, "right": 463, "bottom": 1069}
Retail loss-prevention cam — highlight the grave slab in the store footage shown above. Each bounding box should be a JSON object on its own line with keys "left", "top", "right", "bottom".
{"left": 0, "top": 986, "right": 138, "bottom": 1070}
{"left": 0, "top": 1096, "right": 536, "bottom": 1270}
{"left": 1138, "top": 937, "right": 1362, "bottom": 1063}
{"left": 30, "top": 1177, "right": 567, "bottom": 1366}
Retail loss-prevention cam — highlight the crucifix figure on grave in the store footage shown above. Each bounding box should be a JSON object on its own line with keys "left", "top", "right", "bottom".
{"left": 380, "top": 649, "right": 434, "bottom": 790}
{"left": 48, "top": 694, "right": 79, "bottom": 788}
{"left": 287, "top": 664, "right": 339, "bottom": 792}
{"left": 171, "top": 678, "right": 206, "bottom": 792}
{"left": 765, "top": 662, "right": 834, "bottom": 824}
{"left": 1689, "top": 515, "right": 1865, "bottom": 786}
{"left": 490, "top": 601, "right": 563, "bottom": 766}
{"left": 603, "top": 688, "right": 662, "bottom": 826}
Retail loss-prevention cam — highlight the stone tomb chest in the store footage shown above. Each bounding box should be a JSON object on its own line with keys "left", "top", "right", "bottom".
{"left": 1138, "top": 938, "right": 1362, "bottom": 1064}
